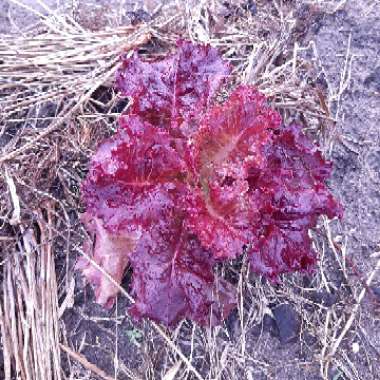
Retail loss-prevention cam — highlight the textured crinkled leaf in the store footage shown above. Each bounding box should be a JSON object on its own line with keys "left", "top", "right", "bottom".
{"left": 81, "top": 112, "right": 236, "bottom": 324}
{"left": 249, "top": 225, "right": 317, "bottom": 279}
{"left": 82, "top": 115, "right": 185, "bottom": 232}
{"left": 248, "top": 124, "right": 343, "bottom": 278}
{"left": 185, "top": 185, "right": 253, "bottom": 260}
{"left": 116, "top": 40, "right": 230, "bottom": 135}
{"left": 194, "top": 86, "right": 281, "bottom": 177}
{"left": 83, "top": 115, "right": 185, "bottom": 191}
{"left": 80, "top": 41, "right": 342, "bottom": 326}
{"left": 129, "top": 218, "right": 236, "bottom": 326}
{"left": 186, "top": 87, "right": 281, "bottom": 259}
{"left": 80, "top": 115, "right": 187, "bottom": 306}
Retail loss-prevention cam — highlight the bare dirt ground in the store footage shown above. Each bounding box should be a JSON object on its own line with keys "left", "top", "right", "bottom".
{"left": 0, "top": 1, "right": 379, "bottom": 380}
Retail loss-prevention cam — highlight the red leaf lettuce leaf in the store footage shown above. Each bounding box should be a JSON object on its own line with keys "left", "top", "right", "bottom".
{"left": 186, "top": 87, "right": 282, "bottom": 259}
{"left": 79, "top": 115, "right": 185, "bottom": 307}
{"left": 129, "top": 219, "right": 236, "bottom": 326}
{"left": 79, "top": 41, "right": 342, "bottom": 326}
{"left": 247, "top": 124, "right": 343, "bottom": 278}
{"left": 116, "top": 40, "right": 230, "bottom": 136}
{"left": 80, "top": 112, "right": 236, "bottom": 324}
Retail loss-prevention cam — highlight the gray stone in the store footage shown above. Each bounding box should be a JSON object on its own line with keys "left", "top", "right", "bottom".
{"left": 271, "top": 304, "right": 301, "bottom": 344}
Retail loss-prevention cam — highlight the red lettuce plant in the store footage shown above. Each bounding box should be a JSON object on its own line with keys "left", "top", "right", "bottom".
{"left": 78, "top": 40, "right": 342, "bottom": 326}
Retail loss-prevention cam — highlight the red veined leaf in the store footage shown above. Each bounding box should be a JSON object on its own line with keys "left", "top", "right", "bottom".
{"left": 249, "top": 225, "right": 317, "bottom": 279}
{"left": 80, "top": 112, "right": 236, "bottom": 323}
{"left": 80, "top": 115, "right": 187, "bottom": 307}
{"left": 129, "top": 217, "right": 236, "bottom": 326}
{"left": 80, "top": 41, "right": 342, "bottom": 326}
{"left": 116, "top": 40, "right": 230, "bottom": 136}
{"left": 186, "top": 86, "right": 281, "bottom": 259}
{"left": 248, "top": 124, "right": 343, "bottom": 278}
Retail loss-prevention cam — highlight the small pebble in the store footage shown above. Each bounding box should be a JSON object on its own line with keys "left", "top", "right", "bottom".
{"left": 371, "top": 286, "right": 380, "bottom": 300}
{"left": 245, "top": 1, "right": 257, "bottom": 16}
{"left": 271, "top": 303, "right": 301, "bottom": 344}
{"left": 352, "top": 342, "right": 360, "bottom": 353}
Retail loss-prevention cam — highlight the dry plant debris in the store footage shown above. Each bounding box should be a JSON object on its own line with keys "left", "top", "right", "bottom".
{"left": 1, "top": 1, "right": 378, "bottom": 380}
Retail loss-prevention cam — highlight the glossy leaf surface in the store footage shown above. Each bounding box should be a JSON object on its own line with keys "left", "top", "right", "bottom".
{"left": 80, "top": 41, "right": 342, "bottom": 326}
{"left": 116, "top": 40, "right": 230, "bottom": 136}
